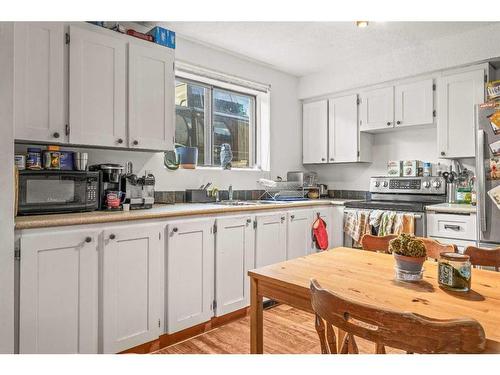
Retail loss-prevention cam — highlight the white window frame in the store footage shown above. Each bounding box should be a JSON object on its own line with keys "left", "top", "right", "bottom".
{"left": 175, "top": 62, "right": 271, "bottom": 171}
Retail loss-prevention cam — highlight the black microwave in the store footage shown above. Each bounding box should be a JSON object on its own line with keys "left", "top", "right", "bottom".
{"left": 17, "top": 170, "right": 99, "bottom": 215}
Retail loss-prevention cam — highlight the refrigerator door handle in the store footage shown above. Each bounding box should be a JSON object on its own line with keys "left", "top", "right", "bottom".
{"left": 476, "top": 128, "right": 486, "bottom": 233}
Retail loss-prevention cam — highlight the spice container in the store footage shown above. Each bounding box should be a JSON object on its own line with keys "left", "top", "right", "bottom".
{"left": 456, "top": 187, "right": 472, "bottom": 204}
{"left": 15, "top": 154, "right": 26, "bottom": 170}
{"left": 43, "top": 145, "right": 61, "bottom": 169}
{"left": 438, "top": 253, "right": 471, "bottom": 292}
{"left": 26, "top": 147, "right": 42, "bottom": 170}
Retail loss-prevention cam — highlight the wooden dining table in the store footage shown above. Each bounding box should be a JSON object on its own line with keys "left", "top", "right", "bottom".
{"left": 248, "top": 247, "right": 500, "bottom": 354}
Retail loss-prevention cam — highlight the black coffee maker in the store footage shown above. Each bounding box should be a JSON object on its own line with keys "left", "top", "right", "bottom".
{"left": 89, "top": 164, "right": 125, "bottom": 210}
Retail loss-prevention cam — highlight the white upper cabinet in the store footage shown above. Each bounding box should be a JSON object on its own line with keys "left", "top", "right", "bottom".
{"left": 286, "top": 209, "right": 313, "bottom": 260}
{"left": 166, "top": 219, "right": 214, "bottom": 334}
{"left": 19, "top": 229, "right": 99, "bottom": 354}
{"left": 360, "top": 86, "right": 394, "bottom": 132}
{"left": 69, "top": 25, "right": 127, "bottom": 148}
{"left": 128, "top": 43, "right": 175, "bottom": 150}
{"left": 303, "top": 100, "right": 328, "bottom": 164}
{"left": 394, "top": 79, "right": 434, "bottom": 128}
{"left": 328, "top": 94, "right": 359, "bottom": 163}
{"left": 14, "top": 22, "right": 66, "bottom": 143}
{"left": 255, "top": 212, "right": 287, "bottom": 268}
{"left": 214, "top": 216, "right": 255, "bottom": 317}
{"left": 437, "top": 68, "right": 485, "bottom": 158}
{"left": 101, "top": 223, "right": 161, "bottom": 353}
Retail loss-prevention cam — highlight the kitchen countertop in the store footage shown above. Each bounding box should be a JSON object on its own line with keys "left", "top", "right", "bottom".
{"left": 15, "top": 199, "right": 354, "bottom": 230}
{"left": 425, "top": 203, "right": 477, "bottom": 214}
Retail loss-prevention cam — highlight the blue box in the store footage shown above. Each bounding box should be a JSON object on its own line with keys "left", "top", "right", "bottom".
{"left": 147, "top": 26, "right": 175, "bottom": 49}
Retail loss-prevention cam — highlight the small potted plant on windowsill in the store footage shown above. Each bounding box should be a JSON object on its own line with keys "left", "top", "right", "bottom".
{"left": 389, "top": 233, "right": 427, "bottom": 274}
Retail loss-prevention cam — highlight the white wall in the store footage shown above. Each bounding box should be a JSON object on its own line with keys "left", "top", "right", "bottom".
{"left": 306, "top": 126, "right": 475, "bottom": 191}
{"left": 299, "top": 22, "right": 500, "bottom": 99}
{"left": 62, "top": 28, "right": 303, "bottom": 191}
{"left": 0, "top": 22, "right": 15, "bottom": 354}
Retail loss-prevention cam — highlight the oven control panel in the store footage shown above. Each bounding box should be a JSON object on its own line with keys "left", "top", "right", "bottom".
{"left": 370, "top": 176, "right": 446, "bottom": 195}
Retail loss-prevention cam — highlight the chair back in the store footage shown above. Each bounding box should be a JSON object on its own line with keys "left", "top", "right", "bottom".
{"left": 465, "top": 246, "right": 500, "bottom": 271}
{"left": 419, "top": 238, "right": 457, "bottom": 261}
{"left": 360, "top": 234, "right": 396, "bottom": 253}
{"left": 310, "top": 279, "right": 485, "bottom": 354}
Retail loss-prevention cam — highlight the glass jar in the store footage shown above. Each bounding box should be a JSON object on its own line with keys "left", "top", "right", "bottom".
{"left": 43, "top": 145, "right": 61, "bottom": 170}
{"left": 26, "top": 147, "right": 42, "bottom": 170}
{"left": 438, "top": 253, "right": 471, "bottom": 292}
{"left": 456, "top": 187, "right": 472, "bottom": 204}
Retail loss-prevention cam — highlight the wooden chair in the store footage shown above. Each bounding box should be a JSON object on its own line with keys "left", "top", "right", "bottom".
{"left": 310, "top": 279, "right": 486, "bottom": 354}
{"left": 419, "top": 238, "right": 457, "bottom": 261}
{"left": 360, "top": 234, "right": 456, "bottom": 260}
{"left": 360, "top": 234, "right": 396, "bottom": 253}
{"left": 465, "top": 246, "right": 500, "bottom": 271}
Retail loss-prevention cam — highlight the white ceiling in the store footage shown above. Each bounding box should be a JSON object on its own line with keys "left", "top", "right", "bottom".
{"left": 160, "top": 22, "right": 493, "bottom": 77}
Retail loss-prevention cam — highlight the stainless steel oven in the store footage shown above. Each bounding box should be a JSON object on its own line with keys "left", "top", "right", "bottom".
{"left": 343, "top": 176, "right": 447, "bottom": 247}
{"left": 17, "top": 170, "right": 99, "bottom": 215}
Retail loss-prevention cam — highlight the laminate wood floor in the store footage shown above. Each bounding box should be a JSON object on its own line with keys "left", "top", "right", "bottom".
{"left": 154, "top": 305, "right": 402, "bottom": 354}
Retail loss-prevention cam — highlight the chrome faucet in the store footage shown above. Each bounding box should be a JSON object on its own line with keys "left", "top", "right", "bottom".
{"left": 228, "top": 185, "right": 233, "bottom": 201}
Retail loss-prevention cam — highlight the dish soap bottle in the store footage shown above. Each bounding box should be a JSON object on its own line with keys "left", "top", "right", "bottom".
{"left": 471, "top": 176, "right": 477, "bottom": 206}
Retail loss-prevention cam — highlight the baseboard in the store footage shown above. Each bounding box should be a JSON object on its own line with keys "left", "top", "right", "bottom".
{"left": 120, "top": 306, "right": 251, "bottom": 354}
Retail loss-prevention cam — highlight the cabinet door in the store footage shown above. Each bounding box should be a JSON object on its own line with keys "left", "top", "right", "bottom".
{"left": 128, "top": 43, "right": 175, "bottom": 150}
{"left": 14, "top": 22, "right": 66, "bottom": 143}
{"left": 166, "top": 219, "right": 214, "bottom": 333}
{"left": 330, "top": 206, "right": 345, "bottom": 249}
{"left": 328, "top": 94, "right": 359, "bottom": 162}
{"left": 255, "top": 213, "right": 287, "bottom": 268}
{"left": 19, "top": 229, "right": 99, "bottom": 353}
{"left": 287, "top": 209, "right": 313, "bottom": 259}
{"left": 303, "top": 100, "right": 328, "bottom": 164}
{"left": 102, "top": 224, "right": 161, "bottom": 353}
{"left": 311, "top": 207, "right": 335, "bottom": 252}
{"left": 69, "top": 25, "right": 127, "bottom": 148}
{"left": 437, "top": 69, "right": 485, "bottom": 158}
{"left": 215, "top": 216, "right": 255, "bottom": 317}
{"left": 360, "top": 86, "right": 394, "bottom": 132}
{"left": 394, "top": 79, "right": 434, "bottom": 128}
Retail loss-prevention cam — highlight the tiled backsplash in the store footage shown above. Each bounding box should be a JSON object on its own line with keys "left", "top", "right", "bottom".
{"left": 155, "top": 189, "right": 369, "bottom": 204}
{"left": 155, "top": 190, "right": 266, "bottom": 204}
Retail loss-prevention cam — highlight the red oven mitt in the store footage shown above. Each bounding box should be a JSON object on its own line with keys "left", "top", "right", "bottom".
{"left": 312, "top": 216, "right": 329, "bottom": 251}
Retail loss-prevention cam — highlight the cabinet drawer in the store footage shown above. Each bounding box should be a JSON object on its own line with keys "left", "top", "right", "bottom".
{"left": 426, "top": 212, "right": 476, "bottom": 241}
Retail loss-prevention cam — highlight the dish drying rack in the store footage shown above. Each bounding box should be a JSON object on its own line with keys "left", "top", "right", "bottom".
{"left": 258, "top": 179, "right": 306, "bottom": 200}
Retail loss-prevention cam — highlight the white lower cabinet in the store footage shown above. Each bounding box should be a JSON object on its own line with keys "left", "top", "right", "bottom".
{"left": 19, "top": 229, "right": 99, "bottom": 354}
{"left": 214, "top": 215, "right": 255, "bottom": 316}
{"left": 165, "top": 219, "right": 215, "bottom": 334}
{"left": 101, "top": 223, "right": 162, "bottom": 353}
{"left": 255, "top": 212, "right": 287, "bottom": 268}
{"left": 287, "top": 209, "right": 314, "bottom": 259}
{"left": 331, "top": 206, "right": 344, "bottom": 248}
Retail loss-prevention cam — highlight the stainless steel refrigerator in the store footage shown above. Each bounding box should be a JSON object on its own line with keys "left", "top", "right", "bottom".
{"left": 475, "top": 102, "right": 500, "bottom": 248}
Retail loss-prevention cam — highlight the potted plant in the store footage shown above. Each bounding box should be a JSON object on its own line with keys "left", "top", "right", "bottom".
{"left": 388, "top": 233, "right": 427, "bottom": 273}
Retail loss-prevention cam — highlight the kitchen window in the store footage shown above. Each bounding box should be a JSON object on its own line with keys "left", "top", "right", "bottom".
{"left": 174, "top": 63, "right": 270, "bottom": 170}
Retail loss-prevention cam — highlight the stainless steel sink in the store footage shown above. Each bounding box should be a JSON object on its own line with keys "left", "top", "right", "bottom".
{"left": 216, "top": 200, "right": 290, "bottom": 206}
{"left": 215, "top": 200, "right": 260, "bottom": 206}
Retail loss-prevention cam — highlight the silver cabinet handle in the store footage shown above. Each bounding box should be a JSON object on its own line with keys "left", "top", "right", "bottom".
{"left": 444, "top": 224, "right": 461, "bottom": 231}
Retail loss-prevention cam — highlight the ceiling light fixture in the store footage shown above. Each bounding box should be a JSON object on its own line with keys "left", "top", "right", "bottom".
{"left": 356, "top": 21, "right": 369, "bottom": 28}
